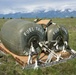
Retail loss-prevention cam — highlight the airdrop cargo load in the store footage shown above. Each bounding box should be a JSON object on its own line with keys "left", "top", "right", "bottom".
{"left": 0, "top": 19, "right": 76, "bottom": 69}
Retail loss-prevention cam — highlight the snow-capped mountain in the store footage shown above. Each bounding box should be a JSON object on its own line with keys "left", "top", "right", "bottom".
{"left": 0, "top": 9, "right": 76, "bottom": 18}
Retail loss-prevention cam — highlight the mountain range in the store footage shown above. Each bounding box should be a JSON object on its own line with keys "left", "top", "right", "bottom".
{"left": 0, "top": 9, "right": 76, "bottom": 18}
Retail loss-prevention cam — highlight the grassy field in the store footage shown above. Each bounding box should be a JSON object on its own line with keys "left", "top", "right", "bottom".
{"left": 0, "top": 18, "right": 76, "bottom": 75}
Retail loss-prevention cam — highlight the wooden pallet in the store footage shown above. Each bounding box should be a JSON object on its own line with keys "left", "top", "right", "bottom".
{"left": 0, "top": 43, "right": 71, "bottom": 67}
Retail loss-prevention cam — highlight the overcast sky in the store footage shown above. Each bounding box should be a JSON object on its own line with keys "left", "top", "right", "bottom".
{"left": 0, "top": 0, "right": 76, "bottom": 14}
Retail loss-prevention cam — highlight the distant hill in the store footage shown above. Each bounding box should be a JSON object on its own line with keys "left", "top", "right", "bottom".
{"left": 0, "top": 9, "right": 76, "bottom": 18}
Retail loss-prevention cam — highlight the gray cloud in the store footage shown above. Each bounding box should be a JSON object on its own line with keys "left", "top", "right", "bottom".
{"left": 0, "top": 0, "right": 76, "bottom": 14}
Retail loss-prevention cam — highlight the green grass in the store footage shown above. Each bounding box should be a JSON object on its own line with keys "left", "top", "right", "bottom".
{"left": 0, "top": 19, "right": 8, "bottom": 30}
{"left": 0, "top": 18, "right": 76, "bottom": 75}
